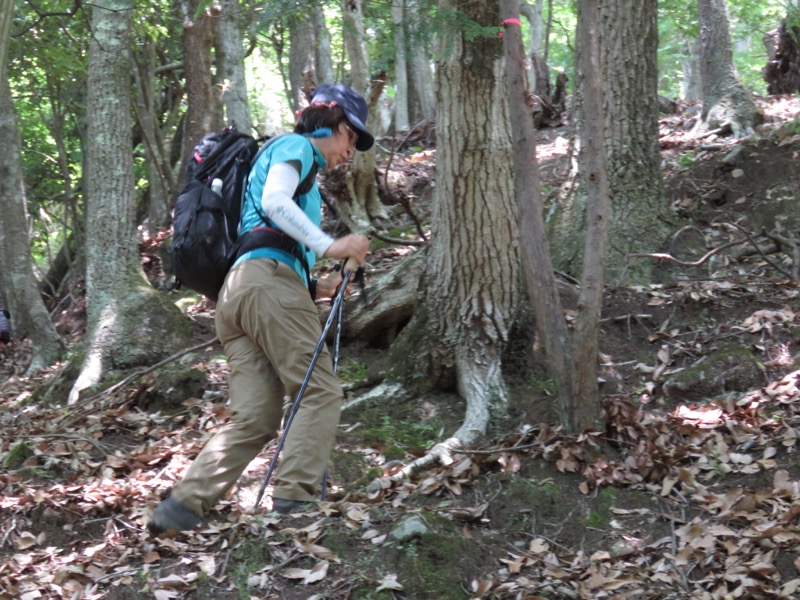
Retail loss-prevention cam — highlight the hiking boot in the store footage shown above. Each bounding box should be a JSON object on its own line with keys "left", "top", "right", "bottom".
{"left": 148, "top": 496, "right": 206, "bottom": 535}
{"left": 271, "top": 497, "right": 316, "bottom": 515}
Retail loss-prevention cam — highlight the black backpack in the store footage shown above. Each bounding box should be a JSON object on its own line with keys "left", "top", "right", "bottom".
{"left": 171, "top": 127, "right": 317, "bottom": 302}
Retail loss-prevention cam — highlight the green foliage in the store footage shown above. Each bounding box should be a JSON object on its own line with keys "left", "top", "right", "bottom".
{"left": 338, "top": 358, "right": 368, "bottom": 384}
{"left": 433, "top": 8, "right": 501, "bottom": 42}
{"left": 678, "top": 151, "right": 696, "bottom": 167}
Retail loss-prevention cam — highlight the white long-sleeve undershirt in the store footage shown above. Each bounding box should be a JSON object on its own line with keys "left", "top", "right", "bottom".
{"left": 260, "top": 161, "right": 334, "bottom": 257}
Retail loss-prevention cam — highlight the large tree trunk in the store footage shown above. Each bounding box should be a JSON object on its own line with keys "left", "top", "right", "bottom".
{"left": 69, "top": 0, "right": 189, "bottom": 404}
{"left": 391, "top": 0, "right": 518, "bottom": 446}
{"left": 552, "top": 0, "right": 667, "bottom": 284}
{"left": 215, "top": 0, "right": 252, "bottom": 133}
{"left": 695, "top": 0, "right": 762, "bottom": 137}
{"left": 0, "top": 72, "right": 65, "bottom": 371}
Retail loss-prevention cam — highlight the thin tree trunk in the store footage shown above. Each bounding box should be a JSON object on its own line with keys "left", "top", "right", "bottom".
{"left": 501, "top": 0, "right": 576, "bottom": 431}
{"left": 392, "top": 0, "right": 409, "bottom": 131}
{"left": 180, "top": 0, "right": 215, "bottom": 174}
{"left": 289, "top": 11, "right": 316, "bottom": 109}
{"left": 571, "top": 0, "right": 608, "bottom": 432}
{"left": 215, "top": 0, "right": 252, "bottom": 133}
{"left": 0, "top": 72, "right": 65, "bottom": 371}
{"left": 682, "top": 37, "right": 702, "bottom": 101}
{"left": 407, "top": 0, "right": 435, "bottom": 122}
{"left": 341, "top": 0, "right": 387, "bottom": 228}
{"left": 133, "top": 41, "right": 172, "bottom": 232}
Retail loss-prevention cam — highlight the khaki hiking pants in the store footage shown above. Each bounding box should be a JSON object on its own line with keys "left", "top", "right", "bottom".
{"left": 171, "top": 258, "right": 343, "bottom": 515}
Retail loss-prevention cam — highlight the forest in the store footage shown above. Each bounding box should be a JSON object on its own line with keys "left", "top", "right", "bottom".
{"left": 2, "top": 0, "right": 800, "bottom": 598}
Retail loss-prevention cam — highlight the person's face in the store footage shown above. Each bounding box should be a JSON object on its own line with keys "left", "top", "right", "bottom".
{"left": 325, "top": 121, "right": 358, "bottom": 168}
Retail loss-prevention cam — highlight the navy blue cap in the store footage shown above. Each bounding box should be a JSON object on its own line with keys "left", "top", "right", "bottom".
{"left": 311, "top": 83, "right": 374, "bottom": 151}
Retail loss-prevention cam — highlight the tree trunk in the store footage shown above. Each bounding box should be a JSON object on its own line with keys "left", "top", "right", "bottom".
{"left": 407, "top": 0, "right": 435, "bottom": 123}
{"left": 764, "top": 13, "right": 800, "bottom": 95}
{"left": 682, "top": 37, "right": 702, "bottom": 101}
{"left": 215, "top": 0, "right": 253, "bottom": 133}
{"left": 392, "top": 0, "right": 410, "bottom": 131}
{"left": 341, "top": 0, "right": 388, "bottom": 229}
{"left": 391, "top": 0, "right": 518, "bottom": 446}
{"left": 289, "top": 12, "right": 316, "bottom": 109}
{"left": 696, "top": 0, "right": 762, "bottom": 137}
{"left": 552, "top": 0, "right": 667, "bottom": 285}
{"left": 570, "top": 0, "right": 609, "bottom": 431}
{"left": 501, "top": 0, "right": 574, "bottom": 429}
{"left": 180, "top": 0, "right": 216, "bottom": 175}
{"left": 0, "top": 0, "right": 12, "bottom": 80}
{"left": 0, "top": 72, "right": 65, "bottom": 371}
{"left": 70, "top": 0, "right": 189, "bottom": 404}
{"left": 133, "top": 40, "right": 172, "bottom": 232}
{"left": 520, "top": 0, "right": 548, "bottom": 96}
{"left": 312, "top": 7, "right": 334, "bottom": 84}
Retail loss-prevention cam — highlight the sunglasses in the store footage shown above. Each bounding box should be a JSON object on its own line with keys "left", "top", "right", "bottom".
{"left": 342, "top": 122, "right": 358, "bottom": 149}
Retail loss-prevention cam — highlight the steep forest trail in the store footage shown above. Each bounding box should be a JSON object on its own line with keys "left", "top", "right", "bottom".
{"left": 2, "top": 95, "right": 800, "bottom": 599}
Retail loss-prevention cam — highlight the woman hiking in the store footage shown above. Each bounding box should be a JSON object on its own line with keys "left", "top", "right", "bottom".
{"left": 150, "top": 83, "right": 373, "bottom": 533}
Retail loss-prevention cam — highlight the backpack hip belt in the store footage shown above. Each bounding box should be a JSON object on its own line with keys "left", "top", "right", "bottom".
{"left": 234, "top": 226, "right": 310, "bottom": 278}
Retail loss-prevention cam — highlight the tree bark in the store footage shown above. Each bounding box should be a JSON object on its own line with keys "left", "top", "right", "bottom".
{"left": 133, "top": 40, "right": 172, "bottom": 232}
{"left": 341, "top": 0, "right": 388, "bottom": 229}
{"left": 0, "top": 71, "right": 65, "bottom": 371}
{"left": 392, "top": 0, "right": 410, "bottom": 131}
{"left": 70, "top": 0, "right": 189, "bottom": 404}
{"left": 214, "top": 0, "right": 253, "bottom": 133}
{"left": 289, "top": 10, "right": 316, "bottom": 109}
{"left": 501, "top": 0, "right": 575, "bottom": 429}
{"left": 570, "top": 0, "right": 609, "bottom": 431}
{"left": 312, "top": 6, "right": 334, "bottom": 84}
{"left": 407, "top": 0, "right": 435, "bottom": 123}
{"left": 695, "top": 0, "right": 762, "bottom": 137}
{"left": 764, "top": 13, "right": 800, "bottom": 95}
{"left": 391, "top": 0, "right": 518, "bottom": 446}
{"left": 0, "top": 0, "right": 12, "bottom": 75}
{"left": 180, "top": 0, "right": 216, "bottom": 175}
{"left": 552, "top": 0, "right": 668, "bottom": 285}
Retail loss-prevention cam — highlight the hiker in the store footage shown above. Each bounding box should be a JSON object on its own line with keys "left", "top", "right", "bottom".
{"left": 0, "top": 309, "right": 10, "bottom": 344}
{"left": 150, "top": 83, "right": 373, "bottom": 533}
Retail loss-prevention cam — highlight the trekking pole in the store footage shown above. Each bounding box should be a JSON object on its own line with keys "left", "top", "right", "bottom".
{"left": 253, "top": 263, "right": 356, "bottom": 512}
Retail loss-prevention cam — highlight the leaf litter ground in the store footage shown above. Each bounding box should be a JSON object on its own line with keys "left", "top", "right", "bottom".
{"left": 2, "top": 96, "right": 800, "bottom": 599}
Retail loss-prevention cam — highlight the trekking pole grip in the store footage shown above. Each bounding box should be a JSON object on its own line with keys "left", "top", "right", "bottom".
{"left": 342, "top": 257, "right": 359, "bottom": 273}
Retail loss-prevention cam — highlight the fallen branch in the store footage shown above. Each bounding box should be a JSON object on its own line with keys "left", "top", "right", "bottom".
{"left": 623, "top": 221, "right": 797, "bottom": 281}
{"left": 368, "top": 437, "right": 463, "bottom": 492}
{"left": 59, "top": 337, "right": 218, "bottom": 428}
{"left": 89, "top": 337, "right": 219, "bottom": 400}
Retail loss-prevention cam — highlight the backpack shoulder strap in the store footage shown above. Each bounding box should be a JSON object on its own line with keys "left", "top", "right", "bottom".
{"left": 246, "top": 135, "right": 320, "bottom": 223}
